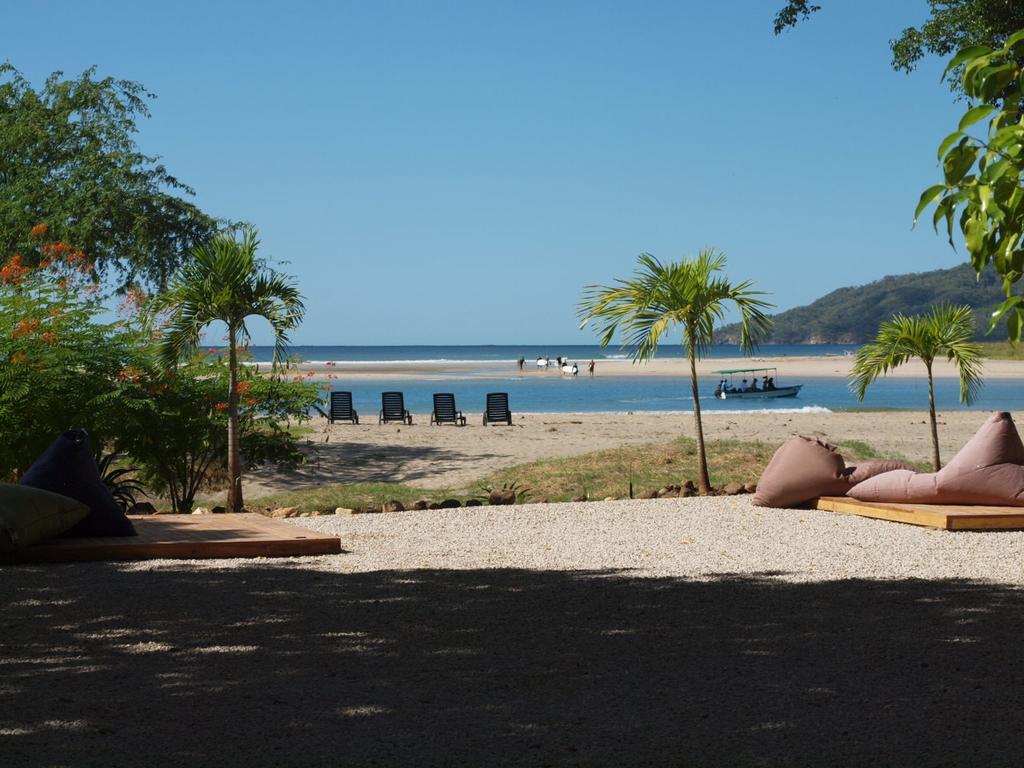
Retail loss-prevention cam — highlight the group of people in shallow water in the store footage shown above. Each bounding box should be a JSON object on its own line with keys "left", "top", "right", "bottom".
{"left": 714, "top": 375, "right": 776, "bottom": 396}
{"left": 517, "top": 356, "right": 596, "bottom": 377}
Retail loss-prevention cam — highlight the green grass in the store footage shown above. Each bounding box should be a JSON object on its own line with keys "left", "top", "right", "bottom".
{"left": 979, "top": 340, "right": 1024, "bottom": 360}
{"left": 251, "top": 483, "right": 456, "bottom": 514}
{"left": 251, "top": 435, "right": 911, "bottom": 512}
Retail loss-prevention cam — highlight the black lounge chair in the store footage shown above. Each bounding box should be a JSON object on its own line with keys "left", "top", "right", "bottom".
{"left": 431, "top": 393, "right": 466, "bottom": 426}
{"left": 483, "top": 392, "right": 512, "bottom": 426}
{"left": 379, "top": 391, "right": 413, "bottom": 425}
{"left": 328, "top": 391, "right": 359, "bottom": 424}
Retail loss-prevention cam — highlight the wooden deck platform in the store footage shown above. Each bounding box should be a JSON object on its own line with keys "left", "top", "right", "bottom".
{"left": 816, "top": 496, "right": 1024, "bottom": 531}
{"left": 0, "top": 513, "right": 342, "bottom": 564}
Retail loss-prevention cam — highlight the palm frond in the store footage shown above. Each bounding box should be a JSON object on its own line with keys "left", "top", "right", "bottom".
{"left": 850, "top": 304, "right": 984, "bottom": 403}
{"left": 153, "top": 226, "right": 306, "bottom": 369}
{"left": 577, "top": 248, "right": 774, "bottom": 362}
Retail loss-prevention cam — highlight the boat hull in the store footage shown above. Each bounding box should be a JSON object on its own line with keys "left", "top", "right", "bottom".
{"left": 716, "top": 385, "right": 802, "bottom": 400}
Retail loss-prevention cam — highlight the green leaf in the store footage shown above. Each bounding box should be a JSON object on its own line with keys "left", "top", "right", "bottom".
{"left": 959, "top": 105, "right": 996, "bottom": 132}
{"left": 980, "top": 64, "right": 1017, "bottom": 102}
{"left": 943, "top": 144, "right": 979, "bottom": 184}
{"left": 965, "top": 214, "right": 988, "bottom": 255}
{"left": 978, "top": 184, "right": 992, "bottom": 211}
{"left": 914, "top": 184, "right": 947, "bottom": 223}
{"left": 987, "top": 296, "right": 1022, "bottom": 333}
{"left": 937, "top": 130, "right": 964, "bottom": 160}
{"left": 943, "top": 45, "right": 993, "bottom": 78}
{"left": 963, "top": 57, "right": 996, "bottom": 95}
{"left": 1005, "top": 30, "right": 1024, "bottom": 53}
{"left": 1008, "top": 307, "right": 1022, "bottom": 342}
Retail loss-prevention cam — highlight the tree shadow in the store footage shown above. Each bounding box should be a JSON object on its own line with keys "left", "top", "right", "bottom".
{"left": 247, "top": 439, "right": 501, "bottom": 490}
{"left": 3, "top": 564, "right": 1023, "bottom": 766}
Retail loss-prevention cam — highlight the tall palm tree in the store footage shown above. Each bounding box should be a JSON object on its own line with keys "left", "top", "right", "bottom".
{"left": 850, "top": 304, "right": 984, "bottom": 471}
{"left": 151, "top": 227, "right": 305, "bottom": 512}
{"left": 578, "top": 250, "right": 772, "bottom": 494}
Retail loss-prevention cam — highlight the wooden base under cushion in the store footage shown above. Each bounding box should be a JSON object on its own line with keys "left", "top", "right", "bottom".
{"left": 816, "top": 496, "right": 1024, "bottom": 531}
{"left": 0, "top": 513, "right": 342, "bottom": 563}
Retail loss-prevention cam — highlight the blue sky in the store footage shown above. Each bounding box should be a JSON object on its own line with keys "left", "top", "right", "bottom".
{"left": 4, "top": 1, "right": 966, "bottom": 344}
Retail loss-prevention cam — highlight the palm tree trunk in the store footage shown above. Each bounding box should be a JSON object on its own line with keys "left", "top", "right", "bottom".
{"left": 226, "top": 324, "right": 244, "bottom": 513}
{"left": 687, "top": 333, "right": 711, "bottom": 494}
{"left": 926, "top": 361, "right": 941, "bottom": 472}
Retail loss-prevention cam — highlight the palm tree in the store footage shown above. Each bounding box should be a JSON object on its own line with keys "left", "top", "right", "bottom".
{"left": 850, "top": 304, "right": 983, "bottom": 471}
{"left": 151, "top": 227, "right": 305, "bottom": 512}
{"left": 578, "top": 250, "right": 772, "bottom": 494}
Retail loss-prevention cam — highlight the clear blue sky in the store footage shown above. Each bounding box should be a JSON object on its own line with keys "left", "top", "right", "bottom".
{"left": 4, "top": 0, "right": 966, "bottom": 345}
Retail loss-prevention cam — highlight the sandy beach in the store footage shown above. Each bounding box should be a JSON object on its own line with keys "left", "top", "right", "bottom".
{"left": 241, "top": 408, "right": 1024, "bottom": 496}
{"left": 283, "top": 354, "right": 1024, "bottom": 380}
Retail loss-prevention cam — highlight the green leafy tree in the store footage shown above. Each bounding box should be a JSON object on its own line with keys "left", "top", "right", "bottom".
{"left": 775, "top": 1, "right": 1024, "bottom": 97}
{"left": 0, "top": 228, "right": 144, "bottom": 478}
{"left": 850, "top": 304, "right": 984, "bottom": 471}
{"left": 0, "top": 64, "right": 218, "bottom": 289}
{"left": 578, "top": 250, "right": 772, "bottom": 494}
{"left": 151, "top": 227, "right": 305, "bottom": 512}
{"left": 116, "top": 354, "right": 320, "bottom": 512}
{"left": 916, "top": 30, "right": 1024, "bottom": 341}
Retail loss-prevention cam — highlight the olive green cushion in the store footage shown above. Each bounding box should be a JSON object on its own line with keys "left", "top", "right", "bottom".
{"left": 0, "top": 483, "right": 90, "bottom": 552}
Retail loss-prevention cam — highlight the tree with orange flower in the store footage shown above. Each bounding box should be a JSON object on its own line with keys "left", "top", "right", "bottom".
{"left": 149, "top": 227, "right": 305, "bottom": 512}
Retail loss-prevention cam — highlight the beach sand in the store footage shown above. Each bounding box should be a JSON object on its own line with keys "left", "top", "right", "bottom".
{"left": 284, "top": 354, "right": 1024, "bottom": 380}
{"left": 241, "top": 408, "right": 1024, "bottom": 496}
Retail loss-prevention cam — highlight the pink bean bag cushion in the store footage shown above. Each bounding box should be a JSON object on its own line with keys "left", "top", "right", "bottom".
{"left": 753, "top": 437, "right": 915, "bottom": 508}
{"left": 848, "top": 412, "right": 1024, "bottom": 506}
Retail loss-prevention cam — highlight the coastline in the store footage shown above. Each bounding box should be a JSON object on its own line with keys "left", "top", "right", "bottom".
{"left": 275, "top": 355, "right": 1024, "bottom": 381}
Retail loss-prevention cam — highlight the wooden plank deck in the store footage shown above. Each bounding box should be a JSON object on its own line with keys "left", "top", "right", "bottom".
{"left": 816, "top": 496, "right": 1024, "bottom": 531}
{"left": 0, "top": 513, "right": 342, "bottom": 563}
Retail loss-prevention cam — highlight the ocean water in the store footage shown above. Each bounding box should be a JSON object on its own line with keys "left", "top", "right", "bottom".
{"left": 311, "top": 375, "right": 1024, "bottom": 415}
{"left": 247, "top": 343, "right": 859, "bottom": 364}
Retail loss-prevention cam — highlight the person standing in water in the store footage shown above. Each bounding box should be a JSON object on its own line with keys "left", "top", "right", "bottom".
{"left": 588, "top": 359, "right": 595, "bottom": 377}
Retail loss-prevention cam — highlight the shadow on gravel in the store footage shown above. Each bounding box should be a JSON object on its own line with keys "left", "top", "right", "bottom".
{"left": 3, "top": 564, "right": 1023, "bottom": 767}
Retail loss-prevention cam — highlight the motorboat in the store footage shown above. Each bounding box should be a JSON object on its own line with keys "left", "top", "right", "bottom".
{"left": 712, "top": 367, "right": 802, "bottom": 399}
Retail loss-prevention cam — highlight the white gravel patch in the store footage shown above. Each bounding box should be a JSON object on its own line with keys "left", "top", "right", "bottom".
{"left": 244, "top": 496, "right": 1024, "bottom": 585}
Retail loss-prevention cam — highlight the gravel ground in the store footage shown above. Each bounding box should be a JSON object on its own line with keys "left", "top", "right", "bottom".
{"left": 4, "top": 497, "right": 1024, "bottom": 767}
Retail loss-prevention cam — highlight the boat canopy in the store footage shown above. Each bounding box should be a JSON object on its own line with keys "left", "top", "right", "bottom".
{"left": 713, "top": 367, "right": 778, "bottom": 375}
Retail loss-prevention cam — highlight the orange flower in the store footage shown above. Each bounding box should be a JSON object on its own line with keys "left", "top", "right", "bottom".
{"left": 12, "top": 318, "right": 41, "bottom": 339}
{"left": 215, "top": 402, "right": 228, "bottom": 412}
{"left": 9, "top": 351, "right": 29, "bottom": 365}
{"left": 236, "top": 380, "right": 253, "bottom": 396}
{"left": 30, "top": 223, "right": 48, "bottom": 238}
{"left": 40, "top": 331, "right": 57, "bottom": 345}
{"left": 0, "top": 254, "right": 31, "bottom": 285}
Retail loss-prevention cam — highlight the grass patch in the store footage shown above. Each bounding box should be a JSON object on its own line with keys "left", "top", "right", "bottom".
{"left": 979, "top": 340, "right": 1024, "bottom": 360}
{"left": 471, "top": 437, "right": 774, "bottom": 501}
{"left": 248, "top": 435, "right": 912, "bottom": 511}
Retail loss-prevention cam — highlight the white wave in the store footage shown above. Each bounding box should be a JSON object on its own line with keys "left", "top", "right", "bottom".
{"left": 701, "top": 406, "right": 834, "bottom": 415}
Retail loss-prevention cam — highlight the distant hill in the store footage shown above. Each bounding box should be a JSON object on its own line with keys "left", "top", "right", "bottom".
{"left": 716, "top": 264, "right": 1008, "bottom": 344}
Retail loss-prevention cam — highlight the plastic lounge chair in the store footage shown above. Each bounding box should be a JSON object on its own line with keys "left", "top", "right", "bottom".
{"left": 483, "top": 392, "right": 512, "bottom": 426}
{"left": 328, "top": 391, "right": 359, "bottom": 424}
{"left": 379, "top": 391, "right": 413, "bottom": 425}
{"left": 431, "top": 393, "right": 466, "bottom": 426}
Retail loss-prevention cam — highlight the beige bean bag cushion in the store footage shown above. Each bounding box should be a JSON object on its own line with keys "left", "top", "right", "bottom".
{"left": 753, "top": 437, "right": 914, "bottom": 508}
{"left": 849, "top": 412, "right": 1024, "bottom": 506}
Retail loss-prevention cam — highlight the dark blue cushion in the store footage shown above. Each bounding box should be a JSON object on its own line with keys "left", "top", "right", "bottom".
{"left": 20, "top": 430, "right": 136, "bottom": 538}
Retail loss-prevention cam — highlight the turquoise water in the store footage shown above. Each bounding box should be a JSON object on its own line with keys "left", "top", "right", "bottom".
{"left": 317, "top": 375, "right": 1024, "bottom": 415}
